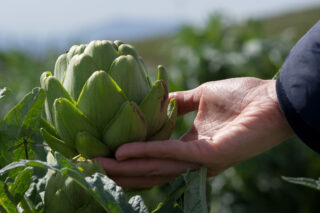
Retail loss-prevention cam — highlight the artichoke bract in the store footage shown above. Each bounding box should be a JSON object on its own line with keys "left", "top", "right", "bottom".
{"left": 40, "top": 40, "right": 177, "bottom": 158}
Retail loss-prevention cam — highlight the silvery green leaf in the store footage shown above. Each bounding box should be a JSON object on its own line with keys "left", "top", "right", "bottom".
{"left": 282, "top": 176, "right": 320, "bottom": 191}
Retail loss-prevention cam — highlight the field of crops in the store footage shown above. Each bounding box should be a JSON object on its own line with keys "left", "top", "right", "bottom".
{"left": 0, "top": 6, "right": 320, "bottom": 213}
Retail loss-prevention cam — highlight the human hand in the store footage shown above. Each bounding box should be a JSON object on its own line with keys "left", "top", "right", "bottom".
{"left": 96, "top": 77, "right": 294, "bottom": 188}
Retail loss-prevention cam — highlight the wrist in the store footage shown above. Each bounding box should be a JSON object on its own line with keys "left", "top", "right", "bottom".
{"left": 265, "top": 80, "right": 295, "bottom": 138}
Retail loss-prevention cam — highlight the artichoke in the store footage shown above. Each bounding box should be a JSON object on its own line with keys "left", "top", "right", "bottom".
{"left": 40, "top": 40, "right": 177, "bottom": 158}
{"left": 44, "top": 155, "right": 106, "bottom": 213}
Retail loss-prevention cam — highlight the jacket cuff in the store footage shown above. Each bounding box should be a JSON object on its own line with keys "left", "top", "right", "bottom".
{"left": 276, "top": 78, "right": 320, "bottom": 153}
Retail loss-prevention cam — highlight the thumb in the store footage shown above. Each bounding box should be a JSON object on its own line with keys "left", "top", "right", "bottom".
{"left": 169, "top": 87, "right": 202, "bottom": 116}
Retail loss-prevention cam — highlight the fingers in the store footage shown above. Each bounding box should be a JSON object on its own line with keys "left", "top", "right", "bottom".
{"left": 95, "top": 157, "right": 199, "bottom": 177}
{"left": 110, "top": 176, "right": 176, "bottom": 189}
{"left": 169, "top": 88, "right": 202, "bottom": 116}
{"left": 115, "top": 139, "right": 214, "bottom": 164}
{"left": 95, "top": 157, "right": 199, "bottom": 189}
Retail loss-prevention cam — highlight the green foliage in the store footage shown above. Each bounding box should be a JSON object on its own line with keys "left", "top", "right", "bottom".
{"left": 133, "top": 37, "right": 174, "bottom": 67}
{"left": 208, "top": 140, "right": 320, "bottom": 213}
{"left": 169, "top": 15, "right": 293, "bottom": 92}
{"left": 0, "top": 151, "right": 208, "bottom": 212}
{"left": 0, "top": 51, "right": 56, "bottom": 120}
{"left": 0, "top": 87, "right": 47, "bottom": 168}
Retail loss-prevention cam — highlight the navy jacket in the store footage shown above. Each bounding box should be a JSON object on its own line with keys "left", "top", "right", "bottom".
{"left": 276, "top": 20, "right": 320, "bottom": 153}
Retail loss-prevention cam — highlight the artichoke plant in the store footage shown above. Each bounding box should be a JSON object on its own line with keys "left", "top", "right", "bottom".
{"left": 44, "top": 157, "right": 106, "bottom": 213}
{"left": 40, "top": 40, "right": 177, "bottom": 159}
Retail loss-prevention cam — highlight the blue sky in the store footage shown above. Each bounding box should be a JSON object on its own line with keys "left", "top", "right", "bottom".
{"left": 0, "top": 0, "right": 319, "bottom": 39}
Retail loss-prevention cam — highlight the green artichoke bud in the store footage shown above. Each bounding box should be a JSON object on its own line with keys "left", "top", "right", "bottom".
{"left": 40, "top": 40, "right": 178, "bottom": 159}
{"left": 44, "top": 158, "right": 105, "bottom": 213}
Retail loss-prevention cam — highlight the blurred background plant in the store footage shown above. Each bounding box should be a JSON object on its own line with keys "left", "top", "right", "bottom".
{"left": 166, "top": 12, "right": 320, "bottom": 213}
{"left": 1, "top": 1, "right": 320, "bottom": 212}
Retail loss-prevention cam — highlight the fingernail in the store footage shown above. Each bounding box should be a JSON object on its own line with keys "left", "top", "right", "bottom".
{"left": 115, "top": 150, "right": 124, "bottom": 160}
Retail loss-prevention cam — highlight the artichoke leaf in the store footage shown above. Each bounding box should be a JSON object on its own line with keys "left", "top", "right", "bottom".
{"left": 108, "top": 55, "right": 150, "bottom": 103}
{"left": 54, "top": 54, "right": 68, "bottom": 83}
{"left": 54, "top": 44, "right": 87, "bottom": 83}
{"left": 40, "top": 117, "right": 59, "bottom": 138}
{"left": 67, "top": 44, "right": 87, "bottom": 61}
{"left": 40, "top": 128, "right": 77, "bottom": 158}
{"left": 148, "top": 98, "right": 178, "bottom": 141}
{"left": 140, "top": 80, "right": 168, "bottom": 137}
{"left": 103, "top": 101, "right": 147, "bottom": 152}
{"left": 118, "top": 44, "right": 152, "bottom": 88}
{"left": 40, "top": 71, "right": 52, "bottom": 89}
{"left": 75, "top": 131, "right": 111, "bottom": 159}
{"left": 63, "top": 54, "right": 98, "bottom": 100}
{"left": 40, "top": 72, "right": 75, "bottom": 124}
{"left": 77, "top": 71, "right": 127, "bottom": 132}
{"left": 118, "top": 44, "right": 140, "bottom": 60}
{"left": 84, "top": 40, "right": 118, "bottom": 71}
{"left": 113, "top": 40, "right": 124, "bottom": 48}
{"left": 157, "top": 65, "right": 169, "bottom": 91}
{"left": 54, "top": 98, "right": 100, "bottom": 147}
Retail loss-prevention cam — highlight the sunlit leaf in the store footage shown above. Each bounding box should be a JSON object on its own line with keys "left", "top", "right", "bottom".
{"left": 282, "top": 176, "right": 320, "bottom": 191}
{"left": 0, "top": 87, "right": 46, "bottom": 168}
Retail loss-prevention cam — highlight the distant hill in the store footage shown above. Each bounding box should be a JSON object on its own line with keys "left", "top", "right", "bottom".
{"left": 74, "top": 19, "right": 181, "bottom": 42}
{"left": 0, "top": 19, "right": 181, "bottom": 55}
{"left": 133, "top": 6, "right": 320, "bottom": 66}
{"left": 261, "top": 7, "right": 320, "bottom": 40}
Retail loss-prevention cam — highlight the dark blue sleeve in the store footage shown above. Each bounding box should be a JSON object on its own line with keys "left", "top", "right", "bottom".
{"left": 276, "top": 20, "right": 320, "bottom": 153}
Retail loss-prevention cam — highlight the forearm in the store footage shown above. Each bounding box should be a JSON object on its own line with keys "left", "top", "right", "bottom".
{"left": 276, "top": 20, "right": 320, "bottom": 153}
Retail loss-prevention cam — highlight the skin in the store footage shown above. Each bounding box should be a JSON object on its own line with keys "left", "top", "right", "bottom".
{"left": 96, "top": 77, "right": 295, "bottom": 189}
